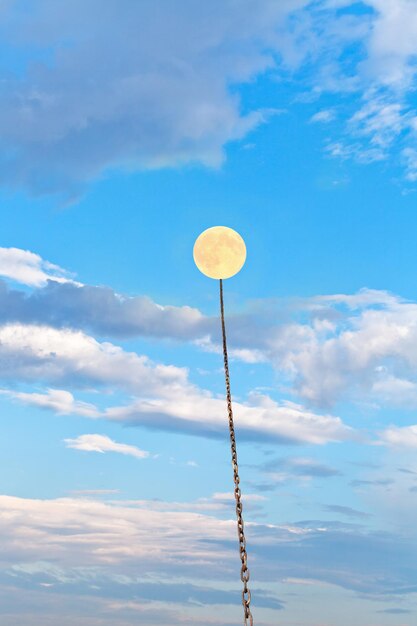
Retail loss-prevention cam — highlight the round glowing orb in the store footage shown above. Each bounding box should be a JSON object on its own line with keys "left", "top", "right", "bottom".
{"left": 193, "top": 226, "right": 246, "bottom": 279}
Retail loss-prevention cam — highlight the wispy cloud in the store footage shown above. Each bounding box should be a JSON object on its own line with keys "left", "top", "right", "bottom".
{"left": 68, "top": 489, "right": 120, "bottom": 496}
{"left": 322, "top": 504, "right": 371, "bottom": 519}
{"left": 259, "top": 456, "right": 342, "bottom": 480}
{"left": 64, "top": 434, "right": 150, "bottom": 459}
{"left": 1, "top": 388, "right": 100, "bottom": 418}
{"left": 402, "top": 146, "right": 417, "bottom": 181}
{"left": 121, "top": 491, "right": 268, "bottom": 515}
{"left": 304, "top": 1, "right": 417, "bottom": 179}
{"left": 310, "top": 109, "right": 336, "bottom": 123}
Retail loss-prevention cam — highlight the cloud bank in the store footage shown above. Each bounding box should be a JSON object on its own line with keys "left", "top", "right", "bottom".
{"left": 3, "top": 247, "right": 417, "bottom": 416}
{"left": 1, "top": 493, "right": 416, "bottom": 603}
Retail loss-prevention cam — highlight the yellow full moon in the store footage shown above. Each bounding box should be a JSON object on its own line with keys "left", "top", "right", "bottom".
{"left": 193, "top": 226, "right": 246, "bottom": 279}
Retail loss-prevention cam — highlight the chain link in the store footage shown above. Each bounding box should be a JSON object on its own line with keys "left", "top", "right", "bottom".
{"left": 220, "top": 279, "right": 254, "bottom": 626}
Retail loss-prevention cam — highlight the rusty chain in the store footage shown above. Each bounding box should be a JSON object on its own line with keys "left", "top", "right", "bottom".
{"left": 219, "top": 278, "right": 254, "bottom": 626}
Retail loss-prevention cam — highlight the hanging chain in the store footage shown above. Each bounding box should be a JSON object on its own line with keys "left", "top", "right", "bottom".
{"left": 219, "top": 279, "right": 254, "bottom": 626}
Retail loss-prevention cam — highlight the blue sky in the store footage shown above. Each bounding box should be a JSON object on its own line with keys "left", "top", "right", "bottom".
{"left": 1, "top": 1, "right": 417, "bottom": 625}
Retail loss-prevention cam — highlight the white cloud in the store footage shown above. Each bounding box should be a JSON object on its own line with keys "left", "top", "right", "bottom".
{"left": 0, "top": 276, "right": 209, "bottom": 341}
{"left": 310, "top": 109, "right": 335, "bottom": 123}
{"left": 0, "top": 247, "right": 77, "bottom": 287}
{"left": 0, "top": 323, "right": 188, "bottom": 394}
{"left": 365, "top": 0, "right": 417, "bottom": 89}
{"left": 5, "top": 248, "right": 417, "bottom": 422}
{"left": 64, "top": 434, "right": 150, "bottom": 459}
{"left": 106, "top": 392, "right": 353, "bottom": 445}
{"left": 0, "top": 492, "right": 416, "bottom": 603}
{"left": 311, "top": 288, "right": 401, "bottom": 309}
{"left": 1, "top": 1, "right": 417, "bottom": 193}
{"left": 196, "top": 288, "right": 417, "bottom": 409}
{"left": 5, "top": 384, "right": 352, "bottom": 446}
{"left": 0, "top": 318, "right": 353, "bottom": 444}
{"left": 370, "top": 374, "right": 417, "bottom": 407}
{"left": 348, "top": 94, "right": 408, "bottom": 151}
{"left": 402, "top": 147, "right": 417, "bottom": 181}
{"left": 246, "top": 0, "right": 417, "bottom": 179}
{"left": 4, "top": 262, "right": 417, "bottom": 412}
{"left": 251, "top": 291, "right": 417, "bottom": 408}
{"left": 0, "top": 0, "right": 307, "bottom": 195}
{"left": 120, "top": 491, "right": 268, "bottom": 514}
{"left": 2, "top": 388, "right": 100, "bottom": 417}
{"left": 379, "top": 425, "right": 417, "bottom": 448}
{"left": 194, "top": 335, "right": 264, "bottom": 363}
{"left": 0, "top": 494, "right": 237, "bottom": 574}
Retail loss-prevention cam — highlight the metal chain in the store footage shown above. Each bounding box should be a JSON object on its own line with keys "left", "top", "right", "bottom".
{"left": 219, "top": 278, "right": 254, "bottom": 626}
